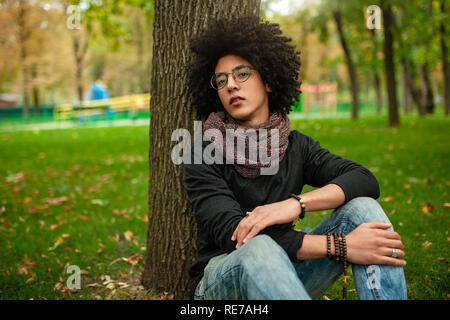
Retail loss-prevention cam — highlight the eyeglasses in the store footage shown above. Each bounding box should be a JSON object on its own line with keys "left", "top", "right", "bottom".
{"left": 210, "top": 65, "right": 254, "bottom": 90}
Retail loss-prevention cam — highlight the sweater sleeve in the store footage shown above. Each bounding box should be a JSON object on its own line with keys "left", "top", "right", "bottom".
{"left": 183, "top": 141, "right": 305, "bottom": 262}
{"left": 183, "top": 156, "right": 245, "bottom": 254}
{"left": 300, "top": 133, "right": 380, "bottom": 202}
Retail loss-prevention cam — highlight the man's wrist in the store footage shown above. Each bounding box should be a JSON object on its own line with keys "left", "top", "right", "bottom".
{"left": 290, "top": 194, "right": 306, "bottom": 219}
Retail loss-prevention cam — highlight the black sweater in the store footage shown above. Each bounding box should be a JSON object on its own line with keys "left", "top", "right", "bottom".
{"left": 182, "top": 129, "right": 380, "bottom": 298}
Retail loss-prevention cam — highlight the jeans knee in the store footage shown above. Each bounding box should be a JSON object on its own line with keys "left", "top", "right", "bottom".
{"left": 238, "top": 235, "right": 289, "bottom": 270}
{"left": 340, "top": 197, "right": 390, "bottom": 226}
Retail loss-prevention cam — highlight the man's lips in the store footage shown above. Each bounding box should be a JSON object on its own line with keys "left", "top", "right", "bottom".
{"left": 230, "top": 95, "right": 245, "bottom": 106}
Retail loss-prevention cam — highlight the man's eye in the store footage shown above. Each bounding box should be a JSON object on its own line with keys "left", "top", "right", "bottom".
{"left": 217, "top": 78, "right": 226, "bottom": 85}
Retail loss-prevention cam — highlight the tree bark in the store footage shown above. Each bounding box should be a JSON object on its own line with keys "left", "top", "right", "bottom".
{"left": 72, "top": 31, "right": 88, "bottom": 103}
{"left": 332, "top": 10, "right": 359, "bottom": 119}
{"left": 369, "top": 29, "right": 382, "bottom": 114}
{"left": 401, "top": 57, "right": 426, "bottom": 116}
{"left": 31, "top": 64, "right": 40, "bottom": 115}
{"left": 440, "top": 1, "right": 450, "bottom": 116}
{"left": 142, "top": 0, "right": 260, "bottom": 299}
{"left": 381, "top": 0, "right": 400, "bottom": 127}
{"left": 401, "top": 63, "right": 413, "bottom": 114}
{"left": 17, "top": 0, "right": 30, "bottom": 117}
{"left": 418, "top": 63, "right": 435, "bottom": 114}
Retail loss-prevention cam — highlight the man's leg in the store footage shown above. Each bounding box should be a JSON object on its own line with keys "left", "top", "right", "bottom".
{"left": 194, "top": 235, "right": 311, "bottom": 300}
{"left": 295, "top": 197, "right": 407, "bottom": 300}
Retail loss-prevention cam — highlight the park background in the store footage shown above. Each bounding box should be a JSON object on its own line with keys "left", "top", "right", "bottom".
{"left": 0, "top": 0, "right": 449, "bottom": 300}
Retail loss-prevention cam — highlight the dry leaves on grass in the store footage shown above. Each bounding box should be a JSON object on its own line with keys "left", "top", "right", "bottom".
{"left": 421, "top": 203, "right": 435, "bottom": 216}
{"left": 422, "top": 241, "right": 433, "bottom": 249}
{"left": 46, "top": 196, "right": 68, "bottom": 206}
{"left": 381, "top": 196, "right": 395, "bottom": 202}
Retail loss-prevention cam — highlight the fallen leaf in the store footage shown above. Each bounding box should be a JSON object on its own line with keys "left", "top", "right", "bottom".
{"left": 126, "top": 254, "right": 142, "bottom": 266}
{"left": 91, "top": 199, "right": 109, "bottom": 207}
{"left": 6, "top": 172, "right": 24, "bottom": 183}
{"left": 54, "top": 282, "right": 63, "bottom": 291}
{"left": 46, "top": 196, "right": 68, "bottom": 206}
{"left": 50, "top": 221, "right": 66, "bottom": 230}
{"left": 421, "top": 203, "right": 435, "bottom": 216}
{"left": 124, "top": 230, "right": 134, "bottom": 241}
{"left": 25, "top": 277, "right": 35, "bottom": 284}
{"left": 106, "top": 283, "right": 115, "bottom": 290}
{"left": 422, "top": 241, "right": 432, "bottom": 249}
{"left": 48, "top": 237, "right": 64, "bottom": 251}
{"left": 381, "top": 196, "right": 394, "bottom": 202}
{"left": 18, "top": 266, "right": 30, "bottom": 275}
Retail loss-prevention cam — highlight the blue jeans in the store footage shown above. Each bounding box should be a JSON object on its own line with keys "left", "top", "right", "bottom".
{"left": 194, "top": 197, "right": 408, "bottom": 300}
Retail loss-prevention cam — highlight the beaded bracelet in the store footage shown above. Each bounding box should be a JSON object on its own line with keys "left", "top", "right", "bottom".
{"left": 289, "top": 194, "right": 306, "bottom": 219}
{"left": 329, "top": 232, "right": 349, "bottom": 300}
{"left": 333, "top": 232, "right": 340, "bottom": 261}
{"left": 326, "top": 233, "right": 333, "bottom": 260}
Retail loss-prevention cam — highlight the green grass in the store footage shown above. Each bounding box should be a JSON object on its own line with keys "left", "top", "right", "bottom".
{"left": 0, "top": 114, "right": 449, "bottom": 300}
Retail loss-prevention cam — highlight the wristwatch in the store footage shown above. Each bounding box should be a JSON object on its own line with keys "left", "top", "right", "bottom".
{"left": 290, "top": 194, "right": 306, "bottom": 219}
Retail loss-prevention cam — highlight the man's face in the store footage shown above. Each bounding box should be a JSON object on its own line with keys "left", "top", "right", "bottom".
{"left": 214, "top": 54, "right": 271, "bottom": 127}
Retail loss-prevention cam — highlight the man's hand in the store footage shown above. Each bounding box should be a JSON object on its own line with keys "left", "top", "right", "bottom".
{"left": 346, "top": 221, "right": 406, "bottom": 266}
{"left": 231, "top": 198, "right": 301, "bottom": 248}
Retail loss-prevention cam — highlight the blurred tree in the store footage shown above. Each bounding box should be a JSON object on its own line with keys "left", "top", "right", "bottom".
{"left": 142, "top": 0, "right": 261, "bottom": 299}
{"left": 439, "top": 0, "right": 449, "bottom": 116}
{"left": 381, "top": 0, "right": 400, "bottom": 126}
{"left": 332, "top": 8, "right": 360, "bottom": 119}
{"left": 15, "top": 0, "right": 32, "bottom": 116}
{"left": 309, "top": 0, "right": 376, "bottom": 119}
{"left": 394, "top": 0, "right": 444, "bottom": 116}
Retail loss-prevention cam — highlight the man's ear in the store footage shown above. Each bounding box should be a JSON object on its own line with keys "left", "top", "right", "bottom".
{"left": 265, "top": 83, "right": 272, "bottom": 93}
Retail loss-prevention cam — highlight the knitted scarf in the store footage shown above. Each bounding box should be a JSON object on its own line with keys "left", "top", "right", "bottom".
{"left": 203, "top": 111, "right": 290, "bottom": 178}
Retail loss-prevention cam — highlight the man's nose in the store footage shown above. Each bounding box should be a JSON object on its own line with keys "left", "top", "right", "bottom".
{"left": 226, "top": 74, "right": 239, "bottom": 91}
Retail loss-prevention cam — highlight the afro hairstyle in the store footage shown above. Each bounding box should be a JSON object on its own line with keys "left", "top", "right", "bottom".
{"left": 187, "top": 16, "right": 301, "bottom": 119}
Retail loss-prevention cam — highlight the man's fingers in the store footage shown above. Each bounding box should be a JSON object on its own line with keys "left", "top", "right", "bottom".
{"left": 383, "top": 239, "right": 404, "bottom": 250}
{"left": 377, "top": 229, "right": 401, "bottom": 240}
{"left": 231, "top": 215, "right": 250, "bottom": 241}
{"left": 364, "top": 221, "right": 392, "bottom": 229}
{"left": 380, "top": 255, "right": 407, "bottom": 267}
{"left": 241, "top": 223, "right": 266, "bottom": 246}
{"left": 234, "top": 215, "right": 267, "bottom": 248}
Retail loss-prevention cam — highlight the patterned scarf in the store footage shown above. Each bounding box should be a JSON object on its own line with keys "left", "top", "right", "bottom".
{"left": 203, "top": 111, "right": 290, "bottom": 178}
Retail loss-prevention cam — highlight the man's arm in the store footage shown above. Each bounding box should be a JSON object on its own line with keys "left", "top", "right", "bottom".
{"left": 297, "top": 223, "right": 406, "bottom": 267}
{"left": 232, "top": 183, "right": 345, "bottom": 248}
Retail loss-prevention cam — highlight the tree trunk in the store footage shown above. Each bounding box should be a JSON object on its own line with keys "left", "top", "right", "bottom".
{"left": 440, "top": 1, "right": 450, "bottom": 116}
{"left": 401, "top": 63, "right": 413, "bottom": 114}
{"left": 72, "top": 31, "right": 88, "bottom": 103}
{"left": 17, "top": 0, "right": 30, "bottom": 117}
{"left": 332, "top": 10, "right": 359, "bottom": 119}
{"left": 370, "top": 29, "right": 382, "bottom": 114}
{"left": 31, "top": 64, "right": 40, "bottom": 115}
{"left": 142, "top": 0, "right": 260, "bottom": 299}
{"left": 418, "top": 63, "right": 434, "bottom": 114}
{"left": 381, "top": 0, "right": 400, "bottom": 127}
{"left": 401, "top": 56, "right": 426, "bottom": 116}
